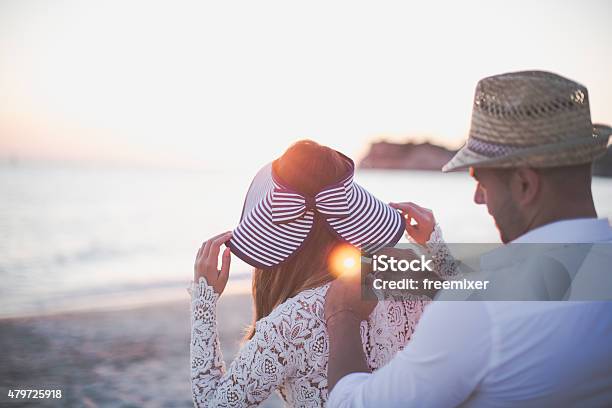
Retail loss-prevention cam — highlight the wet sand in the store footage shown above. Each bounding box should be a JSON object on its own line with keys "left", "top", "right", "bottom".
{"left": 0, "top": 292, "right": 283, "bottom": 407}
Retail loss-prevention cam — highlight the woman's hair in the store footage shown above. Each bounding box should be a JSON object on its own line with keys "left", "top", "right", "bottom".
{"left": 244, "top": 140, "right": 349, "bottom": 340}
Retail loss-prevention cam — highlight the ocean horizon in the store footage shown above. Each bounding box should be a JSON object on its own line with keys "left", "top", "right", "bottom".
{"left": 2, "top": 161, "right": 611, "bottom": 318}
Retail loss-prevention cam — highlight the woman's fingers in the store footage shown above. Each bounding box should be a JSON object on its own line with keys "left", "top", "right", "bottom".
{"left": 197, "top": 241, "right": 206, "bottom": 259}
{"left": 195, "top": 231, "right": 232, "bottom": 284}
{"left": 391, "top": 202, "right": 432, "bottom": 225}
{"left": 412, "top": 204, "right": 434, "bottom": 223}
{"left": 406, "top": 222, "right": 418, "bottom": 234}
{"left": 390, "top": 202, "right": 413, "bottom": 216}
{"left": 404, "top": 202, "right": 428, "bottom": 220}
{"left": 202, "top": 231, "right": 231, "bottom": 259}
{"left": 391, "top": 202, "right": 420, "bottom": 224}
{"left": 207, "top": 232, "right": 232, "bottom": 265}
{"left": 390, "top": 202, "right": 412, "bottom": 224}
{"left": 391, "top": 201, "right": 436, "bottom": 245}
{"left": 390, "top": 201, "right": 420, "bottom": 211}
{"left": 391, "top": 202, "right": 419, "bottom": 231}
{"left": 218, "top": 247, "right": 232, "bottom": 293}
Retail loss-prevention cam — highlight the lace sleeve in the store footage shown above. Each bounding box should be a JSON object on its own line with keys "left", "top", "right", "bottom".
{"left": 407, "top": 224, "right": 459, "bottom": 280}
{"left": 190, "top": 277, "right": 292, "bottom": 407}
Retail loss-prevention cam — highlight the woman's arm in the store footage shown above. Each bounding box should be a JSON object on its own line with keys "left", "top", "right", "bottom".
{"left": 420, "top": 224, "right": 460, "bottom": 280}
{"left": 390, "top": 202, "right": 459, "bottom": 280}
{"left": 190, "top": 278, "right": 292, "bottom": 407}
{"left": 190, "top": 232, "right": 292, "bottom": 407}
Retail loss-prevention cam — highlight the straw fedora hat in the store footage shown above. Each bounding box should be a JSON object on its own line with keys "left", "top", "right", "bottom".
{"left": 443, "top": 71, "right": 612, "bottom": 172}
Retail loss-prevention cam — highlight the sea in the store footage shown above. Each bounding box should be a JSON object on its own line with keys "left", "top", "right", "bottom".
{"left": 1, "top": 162, "right": 611, "bottom": 318}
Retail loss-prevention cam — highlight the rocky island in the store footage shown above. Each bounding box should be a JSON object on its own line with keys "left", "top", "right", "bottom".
{"left": 359, "top": 141, "right": 457, "bottom": 171}
{"left": 360, "top": 141, "right": 612, "bottom": 177}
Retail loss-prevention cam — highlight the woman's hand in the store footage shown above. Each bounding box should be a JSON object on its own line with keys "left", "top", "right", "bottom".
{"left": 194, "top": 231, "right": 232, "bottom": 295}
{"left": 390, "top": 202, "right": 436, "bottom": 245}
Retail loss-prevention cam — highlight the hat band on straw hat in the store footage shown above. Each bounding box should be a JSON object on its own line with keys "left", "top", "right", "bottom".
{"left": 467, "top": 137, "right": 523, "bottom": 158}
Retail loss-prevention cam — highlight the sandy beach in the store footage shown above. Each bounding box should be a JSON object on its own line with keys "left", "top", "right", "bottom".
{"left": 0, "top": 291, "right": 283, "bottom": 407}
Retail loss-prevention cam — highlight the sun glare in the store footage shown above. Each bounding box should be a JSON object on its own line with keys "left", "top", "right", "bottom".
{"left": 328, "top": 244, "right": 361, "bottom": 278}
{"left": 343, "top": 257, "right": 355, "bottom": 268}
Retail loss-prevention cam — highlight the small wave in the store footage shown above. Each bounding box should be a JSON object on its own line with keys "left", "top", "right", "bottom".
{"left": 0, "top": 274, "right": 252, "bottom": 319}
{"left": 1, "top": 242, "right": 157, "bottom": 274}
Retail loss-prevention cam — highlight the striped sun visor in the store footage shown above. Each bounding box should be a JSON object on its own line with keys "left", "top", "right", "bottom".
{"left": 226, "top": 153, "right": 405, "bottom": 269}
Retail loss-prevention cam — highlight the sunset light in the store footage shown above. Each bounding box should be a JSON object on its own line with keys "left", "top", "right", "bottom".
{"left": 328, "top": 243, "right": 362, "bottom": 277}
{"left": 0, "top": 1, "right": 610, "bottom": 170}
{"left": 1, "top": 2, "right": 612, "bottom": 406}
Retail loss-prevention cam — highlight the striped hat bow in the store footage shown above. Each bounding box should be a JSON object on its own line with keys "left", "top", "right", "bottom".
{"left": 270, "top": 178, "right": 352, "bottom": 223}
{"left": 227, "top": 152, "right": 405, "bottom": 269}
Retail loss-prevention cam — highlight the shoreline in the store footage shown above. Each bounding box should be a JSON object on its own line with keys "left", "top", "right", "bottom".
{"left": 0, "top": 285, "right": 283, "bottom": 407}
{"left": 0, "top": 279, "right": 253, "bottom": 321}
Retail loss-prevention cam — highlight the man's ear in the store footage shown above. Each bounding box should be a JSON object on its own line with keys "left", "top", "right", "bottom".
{"left": 512, "top": 167, "right": 540, "bottom": 206}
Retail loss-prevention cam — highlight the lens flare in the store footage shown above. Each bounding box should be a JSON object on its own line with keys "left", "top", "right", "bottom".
{"left": 328, "top": 243, "right": 361, "bottom": 278}
{"left": 343, "top": 257, "right": 355, "bottom": 268}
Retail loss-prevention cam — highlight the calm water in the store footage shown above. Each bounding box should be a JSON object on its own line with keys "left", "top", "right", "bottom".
{"left": 1, "top": 162, "right": 611, "bottom": 317}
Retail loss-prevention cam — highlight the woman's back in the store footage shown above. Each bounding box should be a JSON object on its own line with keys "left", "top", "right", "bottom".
{"left": 190, "top": 278, "right": 427, "bottom": 407}
{"left": 190, "top": 140, "right": 420, "bottom": 406}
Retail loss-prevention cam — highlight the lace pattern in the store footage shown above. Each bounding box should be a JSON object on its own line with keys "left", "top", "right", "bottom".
{"left": 190, "top": 226, "right": 454, "bottom": 407}
{"left": 407, "top": 223, "right": 459, "bottom": 280}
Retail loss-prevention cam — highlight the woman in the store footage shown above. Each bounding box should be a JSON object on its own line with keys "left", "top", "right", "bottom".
{"left": 190, "top": 140, "right": 453, "bottom": 407}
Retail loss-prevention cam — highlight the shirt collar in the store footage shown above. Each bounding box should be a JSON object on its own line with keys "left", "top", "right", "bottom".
{"left": 512, "top": 218, "right": 612, "bottom": 244}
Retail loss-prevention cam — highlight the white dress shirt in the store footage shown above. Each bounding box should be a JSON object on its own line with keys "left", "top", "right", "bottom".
{"left": 328, "top": 218, "right": 612, "bottom": 408}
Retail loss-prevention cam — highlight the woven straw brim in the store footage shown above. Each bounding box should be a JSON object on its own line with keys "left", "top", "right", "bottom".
{"left": 442, "top": 125, "right": 611, "bottom": 172}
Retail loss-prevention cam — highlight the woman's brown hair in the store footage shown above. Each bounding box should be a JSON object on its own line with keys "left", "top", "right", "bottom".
{"left": 244, "top": 140, "right": 349, "bottom": 340}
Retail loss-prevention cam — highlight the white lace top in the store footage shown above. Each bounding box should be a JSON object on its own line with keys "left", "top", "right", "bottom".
{"left": 190, "top": 226, "right": 455, "bottom": 407}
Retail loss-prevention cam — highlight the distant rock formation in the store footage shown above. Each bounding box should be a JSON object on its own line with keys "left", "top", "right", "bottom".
{"left": 593, "top": 145, "right": 612, "bottom": 177}
{"left": 359, "top": 141, "right": 457, "bottom": 171}
{"left": 360, "top": 141, "right": 612, "bottom": 177}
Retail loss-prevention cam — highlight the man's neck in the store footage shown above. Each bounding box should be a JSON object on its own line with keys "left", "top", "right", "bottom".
{"left": 524, "top": 199, "right": 598, "bottom": 236}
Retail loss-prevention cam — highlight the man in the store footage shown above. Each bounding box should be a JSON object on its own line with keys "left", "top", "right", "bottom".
{"left": 325, "top": 71, "right": 612, "bottom": 407}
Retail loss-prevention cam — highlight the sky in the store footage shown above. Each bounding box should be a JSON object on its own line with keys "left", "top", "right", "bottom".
{"left": 0, "top": 0, "right": 611, "bottom": 173}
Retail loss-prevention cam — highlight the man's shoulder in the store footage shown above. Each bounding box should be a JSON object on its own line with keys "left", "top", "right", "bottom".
{"left": 418, "top": 300, "right": 493, "bottom": 332}
{"left": 422, "top": 300, "right": 589, "bottom": 329}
